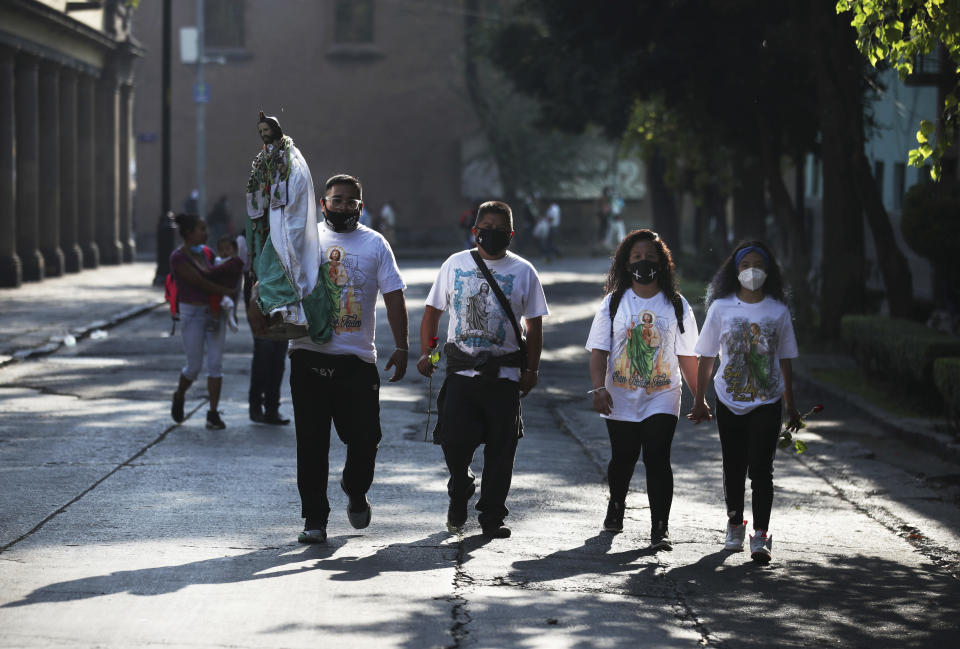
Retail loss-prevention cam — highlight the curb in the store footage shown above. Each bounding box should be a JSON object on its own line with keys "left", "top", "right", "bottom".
{"left": 0, "top": 298, "right": 167, "bottom": 370}
{"left": 792, "top": 369, "right": 960, "bottom": 462}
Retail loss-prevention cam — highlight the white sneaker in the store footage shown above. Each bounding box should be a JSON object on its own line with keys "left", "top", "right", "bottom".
{"left": 724, "top": 520, "right": 747, "bottom": 551}
{"left": 750, "top": 530, "right": 772, "bottom": 564}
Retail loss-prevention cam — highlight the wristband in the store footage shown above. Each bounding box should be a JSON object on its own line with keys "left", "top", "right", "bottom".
{"left": 523, "top": 368, "right": 539, "bottom": 374}
{"left": 394, "top": 347, "right": 409, "bottom": 354}
{"left": 587, "top": 386, "right": 607, "bottom": 394}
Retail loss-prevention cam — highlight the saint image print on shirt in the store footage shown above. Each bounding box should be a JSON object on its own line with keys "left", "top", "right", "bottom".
{"left": 612, "top": 310, "right": 672, "bottom": 394}
{"left": 453, "top": 268, "right": 511, "bottom": 348}
{"left": 720, "top": 318, "right": 780, "bottom": 402}
{"left": 324, "top": 245, "right": 365, "bottom": 333}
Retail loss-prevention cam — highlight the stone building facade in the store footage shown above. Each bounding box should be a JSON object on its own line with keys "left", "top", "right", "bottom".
{"left": 0, "top": 0, "right": 141, "bottom": 288}
{"left": 132, "top": 0, "right": 481, "bottom": 253}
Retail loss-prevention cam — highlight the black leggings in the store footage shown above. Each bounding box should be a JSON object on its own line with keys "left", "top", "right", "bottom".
{"left": 605, "top": 414, "right": 678, "bottom": 526}
{"left": 715, "top": 399, "right": 781, "bottom": 531}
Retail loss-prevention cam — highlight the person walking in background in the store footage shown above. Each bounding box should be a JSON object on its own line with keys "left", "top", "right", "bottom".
{"left": 604, "top": 189, "right": 627, "bottom": 250}
{"left": 240, "top": 228, "right": 291, "bottom": 426}
{"left": 207, "top": 195, "right": 232, "bottom": 243}
{"left": 511, "top": 194, "right": 539, "bottom": 254}
{"left": 418, "top": 201, "right": 548, "bottom": 539}
{"left": 688, "top": 240, "right": 802, "bottom": 564}
{"left": 183, "top": 189, "right": 199, "bottom": 215}
{"left": 168, "top": 213, "right": 236, "bottom": 430}
{"left": 585, "top": 229, "right": 699, "bottom": 551}
{"left": 378, "top": 200, "right": 397, "bottom": 250}
{"left": 458, "top": 204, "right": 476, "bottom": 250}
{"left": 543, "top": 200, "right": 562, "bottom": 261}
{"left": 249, "top": 173, "right": 408, "bottom": 544}
{"left": 596, "top": 187, "right": 613, "bottom": 245}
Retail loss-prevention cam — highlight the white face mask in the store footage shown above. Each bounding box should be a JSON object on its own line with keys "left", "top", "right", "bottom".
{"left": 738, "top": 267, "right": 767, "bottom": 291}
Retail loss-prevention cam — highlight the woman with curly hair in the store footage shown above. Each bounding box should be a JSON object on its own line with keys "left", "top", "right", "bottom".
{"left": 169, "top": 213, "right": 242, "bottom": 430}
{"left": 688, "top": 240, "right": 802, "bottom": 564}
{"left": 585, "top": 229, "right": 699, "bottom": 550}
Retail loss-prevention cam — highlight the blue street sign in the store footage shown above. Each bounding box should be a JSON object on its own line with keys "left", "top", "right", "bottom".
{"left": 193, "top": 82, "right": 210, "bottom": 104}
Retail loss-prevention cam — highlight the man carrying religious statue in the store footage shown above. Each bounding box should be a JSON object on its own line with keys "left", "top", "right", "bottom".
{"left": 245, "top": 111, "right": 332, "bottom": 343}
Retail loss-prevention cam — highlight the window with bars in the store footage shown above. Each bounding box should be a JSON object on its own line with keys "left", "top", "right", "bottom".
{"left": 205, "top": 0, "right": 245, "bottom": 50}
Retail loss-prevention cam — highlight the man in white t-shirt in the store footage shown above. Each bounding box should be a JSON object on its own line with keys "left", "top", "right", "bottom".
{"left": 417, "top": 201, "right": 549, "bottom": 539}
{"left": 249, "top": 174, "right": 409, "bottom": 544}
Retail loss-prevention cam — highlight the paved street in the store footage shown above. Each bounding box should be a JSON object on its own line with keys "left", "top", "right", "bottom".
{"left": 1, "top": 258, "right": 959, "bottom": 648}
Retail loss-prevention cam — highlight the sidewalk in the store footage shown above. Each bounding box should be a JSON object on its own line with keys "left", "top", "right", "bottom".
{"left": 791, "top": 352, "right": 960, "bottom": 461}
{"left": 0, "top": 261, "right": 164, "bottom": 367}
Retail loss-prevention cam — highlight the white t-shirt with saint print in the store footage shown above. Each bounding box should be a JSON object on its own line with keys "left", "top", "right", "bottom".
{"left": 694, "top": 295, "right": 798, "bottom": 414}
{"left": 289, "top": 222, "right": 405, "bottom": 364}
{"left": 585, "top": 290, "right": 699, "bottom": 423}
{"left": 425, "top": 250, "right": 549, "bottom": 381}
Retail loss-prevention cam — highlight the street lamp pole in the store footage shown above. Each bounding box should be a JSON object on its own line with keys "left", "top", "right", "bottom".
{"left": 195, "top": 0, "right": 206, "bottom": 221}
{"left": 153, "top": 0, "right": 173, "bottom": 286}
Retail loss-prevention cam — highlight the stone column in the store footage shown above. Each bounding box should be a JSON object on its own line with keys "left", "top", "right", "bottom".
{"left": 38, "top": 60, "right": 64, "bottom": 277}
{"left": 15, "top": 53, "right": 43, "bottom": 281}
{"left": 77, "top": 72, "right": 98, "bottom": 268}
{"left": 95, "top": 73, "right": 122, "bottom": 265}
{"left": 119, "top": 82, "right": 135, "bottom": 262}
{"left": 0, "top": 46, "right": 21, "bottom": 287}
{"left": 59, "top": 67, "right": 83, "bottom": 273}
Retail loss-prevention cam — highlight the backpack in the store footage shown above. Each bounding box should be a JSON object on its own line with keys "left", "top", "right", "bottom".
{"left": 165, "top": 246, "right": 215, "bottom": 333}
{"left": 609, "top": 288, "right": 686, "bottom": 339}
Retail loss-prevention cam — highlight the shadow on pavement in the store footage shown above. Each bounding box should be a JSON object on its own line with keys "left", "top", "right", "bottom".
{"left": 508, "top": 532, "right": 653, "bottom": 584}
{"left": 3, "top": 532, "right": 455, "bottom": 608}
{"left": 656, "top": 551, "right": 960, "bottom": 649}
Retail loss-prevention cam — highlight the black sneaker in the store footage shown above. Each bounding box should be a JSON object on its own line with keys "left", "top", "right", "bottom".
{"left": 206, "top": 409, "right": 226, "bottom": 430}
{"left": 298, "top": 518, "right": 327, "bottom": 543}
{"left": 249, "top": 404, "right": 264, "bottom": 423}
{"left": 603, "top": 500, "right": 625, "bottom": 533}
{"left": 171, "top": 392, "right": 185, "bottom": 423}
{"left": 650, "top": 521, "right": 672, "bottom": 551}
{"left": 481, "top": 525, "right": 512, "bottom": 539}
{"left": 261, "top": 411, "right": 290, "bottom": 425}
{"left": 446, "top": 483, "right": 476, "bottom": 533}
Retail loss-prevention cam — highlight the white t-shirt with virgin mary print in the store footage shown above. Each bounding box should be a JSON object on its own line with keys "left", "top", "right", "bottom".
{"left": 694, "top": 295, "right": 798, "bottom": 414}
{"left": 425, "top": 250, "right": 549, "bottom": 381}
{"left": 585, "top": 289, "right": 699, "bottom": 423}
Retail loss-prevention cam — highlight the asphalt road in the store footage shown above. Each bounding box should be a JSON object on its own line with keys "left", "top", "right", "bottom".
{"left": 1, "top": 257, "right": 959, "bottom": 648}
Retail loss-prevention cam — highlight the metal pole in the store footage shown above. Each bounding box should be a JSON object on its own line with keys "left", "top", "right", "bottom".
{"left": 154, "top": 0, "right": 173, "bottom": 285}
{"left": 162, "top": 0, "right": 170, "bottom": 217}
{"left": 195, "top": 0, "right": 206, "bottom": 221}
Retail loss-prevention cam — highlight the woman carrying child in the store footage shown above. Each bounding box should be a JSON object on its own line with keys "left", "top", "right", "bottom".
{"left": 169, "top": 213, "right": 243, "bottom": 429}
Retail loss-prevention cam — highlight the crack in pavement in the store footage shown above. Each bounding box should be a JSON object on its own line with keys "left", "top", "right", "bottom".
{"left": 796, "top": 454, "right": 960, "bottom": 580}
{"left": 549, "top": 400, "right": 723, "bottom": 647}
{"left": 0, "top": 382, "right": 87, "bottom": 400}
{"left": 0, "top": 400, "right": 207, "bottom": 555}
{"left": 446, "top": 533, "right": 472, "bottom": 649}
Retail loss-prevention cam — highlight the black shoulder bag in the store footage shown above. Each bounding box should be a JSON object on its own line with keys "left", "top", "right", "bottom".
{"left": 470, "top": 249, "right": 528, "bottom": 372}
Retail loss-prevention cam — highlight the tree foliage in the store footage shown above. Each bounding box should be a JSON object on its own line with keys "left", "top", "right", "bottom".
{"left": 837, "top": 0, "right": 960, "bottom": 179}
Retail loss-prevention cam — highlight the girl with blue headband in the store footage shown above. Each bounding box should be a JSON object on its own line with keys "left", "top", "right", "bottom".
{"left": 688, "top": 240, "right": 802, "bottom": 564}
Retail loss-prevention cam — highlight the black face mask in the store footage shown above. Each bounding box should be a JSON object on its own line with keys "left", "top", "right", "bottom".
{"left": 629, "top": 259, "right": 658, "bottom": 285}
{"left": 476, "top": 228, "right": 511, "bottom": 256}
{"left": 324, "top": 209, "right": 359, "bottom": 233}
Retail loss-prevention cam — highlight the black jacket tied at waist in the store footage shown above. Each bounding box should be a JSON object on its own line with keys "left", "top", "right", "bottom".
{"left": 443, "top": 342, "right": 523, "bottom": 379}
